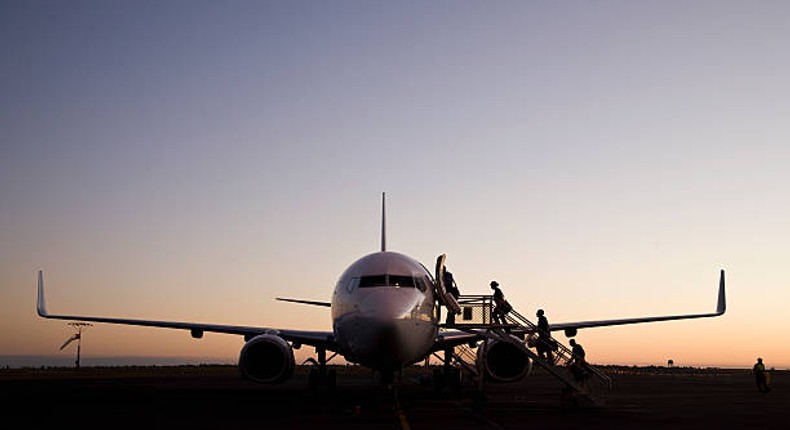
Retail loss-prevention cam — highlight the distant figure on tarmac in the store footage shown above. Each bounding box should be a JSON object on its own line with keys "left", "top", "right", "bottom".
{"left": 536, "top": 309, "right": 555, "bottom": 362}
{"left": 753, "top": 357, "right": 770, "bottom": 392}
{"left": 490, "top": 281, "right": 511, "bottom": 325}
{"left": 443, "top": 267, "right": 460, "bottom": 325}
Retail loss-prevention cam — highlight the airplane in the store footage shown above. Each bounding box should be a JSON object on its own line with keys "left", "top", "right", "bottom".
{"left": 36, "top": 193, "right": 726, "bottom": 389}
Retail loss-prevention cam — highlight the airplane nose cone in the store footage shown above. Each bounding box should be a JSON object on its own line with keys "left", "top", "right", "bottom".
{"left": 358, "top": 289, "right": 421, "bottom": 319}
{"left": 333, "top": 287, "right": 433, "bottom": 369}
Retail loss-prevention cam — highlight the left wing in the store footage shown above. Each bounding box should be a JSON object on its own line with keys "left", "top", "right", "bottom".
{"left": 550, "top": 269, "right": 727, "bottom": 335}
{"left": 36, "top": 271, "right": 336, "bottom": 350}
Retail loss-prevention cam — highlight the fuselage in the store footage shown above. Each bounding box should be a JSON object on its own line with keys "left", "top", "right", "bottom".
{"left": 331, "top": 251, "right": 438, "bottom": 371}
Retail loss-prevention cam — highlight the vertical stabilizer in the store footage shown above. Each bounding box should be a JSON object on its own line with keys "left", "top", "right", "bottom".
{"left": 381, "top": 192, "right": 387, "bottom": 252}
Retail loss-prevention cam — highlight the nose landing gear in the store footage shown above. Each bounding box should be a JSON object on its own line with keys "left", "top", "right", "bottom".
{"left": 306, "top": 346, "right": 337, "bottom": 392}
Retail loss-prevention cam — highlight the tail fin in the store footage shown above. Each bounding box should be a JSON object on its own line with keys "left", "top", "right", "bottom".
{"left": 381, "top": 192, "right": 387, "bottom": 252}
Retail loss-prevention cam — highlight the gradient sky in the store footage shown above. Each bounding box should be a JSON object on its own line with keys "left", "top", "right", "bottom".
{"left": 2, "top": 1, "right": 789, "bottom": 369}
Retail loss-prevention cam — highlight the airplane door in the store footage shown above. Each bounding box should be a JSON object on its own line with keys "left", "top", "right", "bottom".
{"left": 435, "top": 254, "right": 446, "bottom": 304}
{"left": 435, "top": 254, "right": 461, "bottom": 314}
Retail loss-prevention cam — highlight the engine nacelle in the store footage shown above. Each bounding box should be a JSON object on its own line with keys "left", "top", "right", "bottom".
{"left": 238, "top": 334, "right": 295, "bottom": 384}
{"left": 477, "top": 337, "right": 532, "bottom": 383}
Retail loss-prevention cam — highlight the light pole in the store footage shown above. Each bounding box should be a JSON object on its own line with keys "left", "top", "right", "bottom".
{"left": 61, "top": 322, "right": 92, "bottom": 368}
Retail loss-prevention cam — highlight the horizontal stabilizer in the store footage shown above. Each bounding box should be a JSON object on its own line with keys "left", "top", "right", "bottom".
{"left": 276, "top": 298, "right": 331, "bottom": 307}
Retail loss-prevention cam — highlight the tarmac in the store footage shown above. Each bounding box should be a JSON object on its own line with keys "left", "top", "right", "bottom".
{"left": 1, "top": 364, "right": 786, "bottom": 429}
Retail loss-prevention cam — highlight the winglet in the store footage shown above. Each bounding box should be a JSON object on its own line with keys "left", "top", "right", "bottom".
{"left": 37, "top": 270, "right": 48, "bottom": 317}
{"left": 716, "top": 269, "right": 726, "bottom": 315}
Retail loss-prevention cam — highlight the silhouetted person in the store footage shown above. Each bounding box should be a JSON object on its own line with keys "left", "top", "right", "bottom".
{"left": 568, "top": 338, "right": 588, "bottom": 382}
{"left": 443, "top": 267, "right": 460, "bottom": 325}
{"left": 536, "top": 309, "right": 554, "bottom": 362}
{"left": 444, "top": 268, "right": 459, "bottom": 299}
{"left": 568, "top": 339, "right": 586, "bottom": 364}
{"left": 753, "top": 357, "right": 769, "bottom": 392}
{"left": 490, "top": 281, "right": 511, "bottom": 325}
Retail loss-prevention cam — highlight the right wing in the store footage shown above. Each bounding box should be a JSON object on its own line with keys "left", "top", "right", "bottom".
{"left": 549, "top": 269, "right": 727, "bottom": 335}
{"left": 36, "top": 271, "right": 336, "bottom": 350}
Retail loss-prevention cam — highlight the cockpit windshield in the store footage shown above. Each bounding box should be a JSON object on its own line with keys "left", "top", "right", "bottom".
{"left": 358, "top": 275, "right": 387, "bottom": 288}
{"left": 356, "top": 274, "right": 427, "bottom": 291}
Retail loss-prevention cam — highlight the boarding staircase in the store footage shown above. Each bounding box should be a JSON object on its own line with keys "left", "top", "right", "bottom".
{"left": 441, "top": 294, "right": 613, "bottom": 405}
{"left": 433, "top": 254, "right": 611, "bottom": 404}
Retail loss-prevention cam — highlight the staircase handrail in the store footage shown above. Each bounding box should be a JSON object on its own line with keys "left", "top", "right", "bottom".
{"left": 505, "top": 306, "right": 612, "bottom": 389}
{"left": 451, "top": 294, "right": 612, "bottom": 390}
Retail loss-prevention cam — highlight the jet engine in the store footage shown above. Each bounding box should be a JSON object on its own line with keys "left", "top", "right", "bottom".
{"left": 476, "top": 336, "right": 532, "bottom": 383}
{"left": 238, "top": 334, "right": 295, "bottom": 384}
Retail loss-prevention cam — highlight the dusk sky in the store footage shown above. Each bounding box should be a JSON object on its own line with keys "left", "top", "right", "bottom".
{"left": 2, "top": 1, "right": 789, "bottom": 369}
